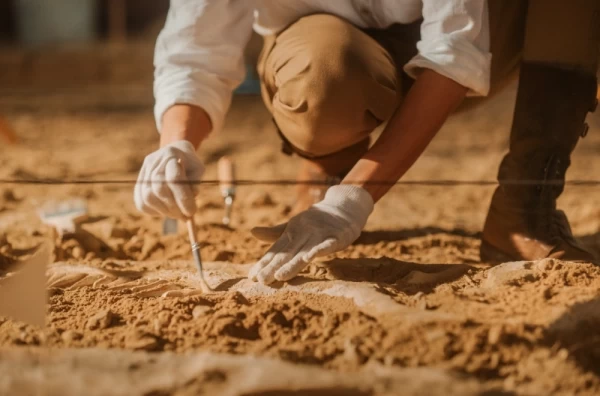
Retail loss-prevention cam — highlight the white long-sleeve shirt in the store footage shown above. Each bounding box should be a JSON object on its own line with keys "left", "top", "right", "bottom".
{"left": 154, "top": 0, "right": 491, "bottom": 133}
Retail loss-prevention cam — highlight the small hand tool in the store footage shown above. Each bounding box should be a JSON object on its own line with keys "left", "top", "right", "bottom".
{"left": 218, "top": 156, "right": 236, "bottom": 226}
{"left": 185, "top": 216, "right": 212, "bottom": 291}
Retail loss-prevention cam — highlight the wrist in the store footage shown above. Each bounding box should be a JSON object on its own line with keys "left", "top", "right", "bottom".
{"left": 160, "top": 104, "right": 212, "bottom": 149}
{"left": 319, "top": 185, "right": 374, "bottom": 226}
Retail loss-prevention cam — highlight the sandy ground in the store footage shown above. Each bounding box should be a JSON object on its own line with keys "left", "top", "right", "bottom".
{"left": 1, "top": 53, "right": 600, "bottom": 395}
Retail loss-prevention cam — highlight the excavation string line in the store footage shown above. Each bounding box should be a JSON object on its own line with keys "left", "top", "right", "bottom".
{"left": 2, "top": 179, "right": 600, "bottom": 187}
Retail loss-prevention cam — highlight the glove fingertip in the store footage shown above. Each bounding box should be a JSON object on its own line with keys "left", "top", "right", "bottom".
{"left": 248, "top": 266, "right": 260, "bottom": 281}
{"left": 257, "top": 270, "right": 276, "bottom": 285}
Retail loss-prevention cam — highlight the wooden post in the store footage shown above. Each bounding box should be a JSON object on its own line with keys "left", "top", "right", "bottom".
{"left": 107, "top": 0, "right": 127, "bottom": 42}
{"left": 0, "top": 116, "right": 17, "bottom": 144}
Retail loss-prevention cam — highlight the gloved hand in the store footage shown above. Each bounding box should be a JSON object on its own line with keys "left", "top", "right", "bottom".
{"left": 134, "top": 140, "right": 204, "bottom": 220}
{"left": 249, "top": 185, "right": 374, "bottom": 284}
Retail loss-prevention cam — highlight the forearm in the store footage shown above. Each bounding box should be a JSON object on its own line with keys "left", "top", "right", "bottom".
{"left": 343, "top": 69, "right": 468, "bottom": 202}
{"left": 159, "top": 104, "right": 213, "bottom": 149}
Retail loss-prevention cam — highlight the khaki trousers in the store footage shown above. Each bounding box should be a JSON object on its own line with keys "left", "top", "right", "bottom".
{"left": 258, "top": 1, "right": 600, "bottom": 158}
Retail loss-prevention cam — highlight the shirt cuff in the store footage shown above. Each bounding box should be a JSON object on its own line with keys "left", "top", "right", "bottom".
{"left": 404, "top": 37, "right": 492, "bottom": 97}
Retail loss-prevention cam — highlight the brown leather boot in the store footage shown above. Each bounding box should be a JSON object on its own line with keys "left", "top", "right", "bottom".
{"left": 291, "top": 138, "right": 370, "bottom": 216}
{"left": 481, "top": 63, "right": 598, "bottom": 263}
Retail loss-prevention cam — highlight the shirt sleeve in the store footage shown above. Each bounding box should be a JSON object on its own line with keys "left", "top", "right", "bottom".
{"left": 154, "top": 0, "right": 255, "bottom": 133}
{"left": 404, "top": 0, "right": 492, "bottom": 96}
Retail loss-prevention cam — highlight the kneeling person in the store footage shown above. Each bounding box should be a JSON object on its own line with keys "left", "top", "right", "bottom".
{"left": 135, "top": 1, "right": 491, "bottom": 284}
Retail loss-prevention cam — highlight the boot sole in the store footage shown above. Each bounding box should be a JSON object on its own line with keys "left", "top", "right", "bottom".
{"left": 479, "top": 240, "right": 518, "bottom": 264}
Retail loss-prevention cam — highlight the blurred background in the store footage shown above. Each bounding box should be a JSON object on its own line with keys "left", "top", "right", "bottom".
{"left": 0, "top": 0, "right": 168, "bottom": 44}
{"left": 0, "top": 0, "right": 262, "bottom": 110}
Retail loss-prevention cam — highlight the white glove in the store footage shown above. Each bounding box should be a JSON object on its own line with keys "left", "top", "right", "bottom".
{"left": 249, "top": 185, "right": 374, "bottom": 284}
{"left": 134, "top": 140, "right": 204, "bottom": 220}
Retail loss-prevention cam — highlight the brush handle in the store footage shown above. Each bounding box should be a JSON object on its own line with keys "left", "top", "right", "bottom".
{"left": 186, "top": 218, "right": 203, "bottom": 271}
{"left": 186, "top": 218, "right": 198, "bottom": 245}
{"left": 218, "top": 156, "right": 236, "bottom": 196}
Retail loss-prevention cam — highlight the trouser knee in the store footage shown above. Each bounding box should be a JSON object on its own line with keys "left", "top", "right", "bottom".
{"left": 260, "top": 14, "right": 399, "bottom": 157}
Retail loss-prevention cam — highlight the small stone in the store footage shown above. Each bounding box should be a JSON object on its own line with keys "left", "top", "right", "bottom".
{"left": 412, "top": 292, "right": 425, "bottom": 300}
{"left": 534, "top": 258, "right": 558, "bottom": 272}
{"left": 126, "top": 331, "right": 160, "bottom": 351}
{"left": 71, "top": 246, "right": 84, "bottom": 259}
{"left": 81, "top": 219, "right": 115, "bottom": 241}
{"left": 214, "top": 250, "right": 235, "bottom": 262}
{"left": 61, "top": 330, "right": 83, "bottom": 343}
{"left": 157, "top": 311, "right": 172, "bottom": 326}
{"left": 192, "top": 305, "right": 212, "bottom": 319}
{"left": 557, "top": 348, "right": 569, "bottom": 360}
{"left": 343, "top": 338, "right": 367, "bottom": 365}
{"left": 86, "top": 309, "right": 116, "bottom": 330}
{"left": 481, "top": 261, "right": 538, "bottom": 288}
{"left": 383, "top": 355, "right": 397, "bottom": 366}
{"left": 542, "top": 287, "right": 555, "bottom": 300}
{"left": 223, "top": 292, "right": 249, "bottom": 307}
{"left": 487, "top": 325, "right": 503, "bottom": 345}
{"left": 153, "top": 311, "right": 173, "bottom": 333}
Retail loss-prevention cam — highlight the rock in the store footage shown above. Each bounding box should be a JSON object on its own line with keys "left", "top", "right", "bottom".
{"left": 416, "top": 299, "right": 429, "bottom": 310}
{"left": 125, "top": 331, "right": 160, "bottom": 351}
{"left": 192, "top": 305, "right": 212, "bottom": 319}
{"left": 71, "top": 246, "right": 84, "bottom": 259}
{"left": 86, "top": 309, "right": 116, "bottom": 330}
{"left": 61, "top": 330, "right": 83, "bottom": 343}
{"left": 157, "top": 311, "right": 172, "bottom": 327}
{"left": 487, "top": 325, "right": 503, "bottom": 345}
{"left": 153, "top": 311, "right": 172, "bottom": 333}
{"left": 481, "top": 261, "right": 538, "bottom": 288}
{"left": 214, "top": 250, "right": 235, "bottom": 262}
{"left": 81, "top": 219, "right": 115, "bottom": 241}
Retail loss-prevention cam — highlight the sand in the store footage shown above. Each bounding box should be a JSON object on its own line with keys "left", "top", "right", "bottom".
{"left": 1, "top": 54, "right": 600, "bottom": 394}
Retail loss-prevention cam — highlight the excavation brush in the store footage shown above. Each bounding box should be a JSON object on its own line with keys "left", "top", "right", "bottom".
{"left": 162, "top": 160, "right": 213, "bottom": 291}
{"left": 185, "top": 217, "right": 212, "bottom": 292}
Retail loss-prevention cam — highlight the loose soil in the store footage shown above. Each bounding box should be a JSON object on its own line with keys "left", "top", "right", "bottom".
{"left": 1, "top": 53, "right": 599, "bottom": 395}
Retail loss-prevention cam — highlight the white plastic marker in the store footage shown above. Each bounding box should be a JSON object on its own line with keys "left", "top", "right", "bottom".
{"left": 38, "top": 199, "right": 88, "bottom": 236}
{"left": 218, "top": 156, "right": 236, "bottom": 226}
{"left": 0, "top": 243, "right": 51, "bottom": 327}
